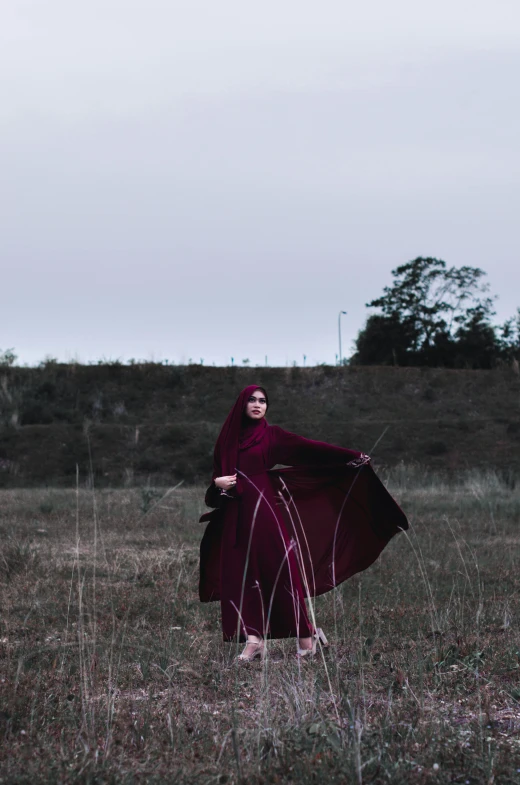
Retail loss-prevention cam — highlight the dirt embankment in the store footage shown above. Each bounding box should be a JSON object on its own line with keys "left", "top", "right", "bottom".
{"left": 0, "top": 363, "right": 519, "bottom": 486}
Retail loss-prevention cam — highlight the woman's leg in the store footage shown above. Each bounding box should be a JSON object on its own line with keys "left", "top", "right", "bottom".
{"left": 220, "top": 485, "right": 315, "bottom": 643}
{"left": 263, "top": 539, "right": 314, "bottom": 640}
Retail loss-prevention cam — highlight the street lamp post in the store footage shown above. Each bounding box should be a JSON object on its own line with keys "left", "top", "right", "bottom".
{"left": 338, "top": 310, "right": 347, "bottom": 365}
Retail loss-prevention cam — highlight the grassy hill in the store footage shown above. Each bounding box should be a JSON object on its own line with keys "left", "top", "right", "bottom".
{"left": 0, "top": 362, "right": 519, "bottom": 487}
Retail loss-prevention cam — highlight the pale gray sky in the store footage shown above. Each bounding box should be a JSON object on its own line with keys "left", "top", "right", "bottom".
{"left": 2, "top": 0, "right": 519, "bottom": 366}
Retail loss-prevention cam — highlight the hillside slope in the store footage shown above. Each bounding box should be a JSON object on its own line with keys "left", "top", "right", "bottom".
{"left": 0, "top": 363, "right": 519, "bottom": 486}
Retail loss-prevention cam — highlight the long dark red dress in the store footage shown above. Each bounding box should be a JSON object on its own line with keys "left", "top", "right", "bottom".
{"left": 200, "top": 423, "right": 408, "bottom": 642}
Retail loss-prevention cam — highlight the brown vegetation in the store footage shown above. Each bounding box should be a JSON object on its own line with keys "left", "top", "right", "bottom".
{"left": 1, "top": 471, "right": 520, "bottom": 783}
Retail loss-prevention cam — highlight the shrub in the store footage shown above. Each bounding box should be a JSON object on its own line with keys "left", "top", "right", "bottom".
{"left": 140, "top": 486, "right": 162, "bottom": 514}
{"left": 158, "top": 424, "right": 192, "bottom": 447}
{"left": 0, "top": 538, "right": 40, "bottom": 581}
{"left": 426, "top": 441, "right": 449, "bottom": 456}
{"left": 20, "top": 405, "right": 54, "bottom": 425}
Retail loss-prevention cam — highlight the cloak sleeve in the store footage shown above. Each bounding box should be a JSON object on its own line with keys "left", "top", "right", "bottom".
{"left": 269, "top": 425, "right": 369, "bottom": 468}
{"left": 264, "top": 425, "right": 407, "bottom": 599}
{"left": 200, "top": 480, "right": 225, "bottom": 601}
{"left": 204, "top": 481, "right": 223, "bottom": 509}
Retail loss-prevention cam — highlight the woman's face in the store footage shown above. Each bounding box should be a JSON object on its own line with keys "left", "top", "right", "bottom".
{"left": 244, "top": 389, "right": 268, "bottom": 421}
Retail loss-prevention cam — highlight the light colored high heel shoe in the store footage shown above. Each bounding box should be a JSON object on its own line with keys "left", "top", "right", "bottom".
{"left": 237, "top": 639, "right": 265, "bottom": 662}
{"left": 296, "top": 627, "right": 329, "bottom": 658}
{"left": 315, "top": 627, "right": 329, "bottom": 647}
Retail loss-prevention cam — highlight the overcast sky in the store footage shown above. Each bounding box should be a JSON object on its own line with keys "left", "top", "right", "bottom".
{"left": 2, "top": 0, "right": 519, "bottom": 367}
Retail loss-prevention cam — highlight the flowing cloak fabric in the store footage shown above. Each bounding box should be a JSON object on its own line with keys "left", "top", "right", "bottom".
{"left": 199, "top": 390, "right": 408, "bottom": 642}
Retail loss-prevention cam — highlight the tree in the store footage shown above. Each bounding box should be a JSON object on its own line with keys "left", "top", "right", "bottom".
{"left": 0, "top": 348, "right": 17, "bottom": 367}
{"left": 498, "top": 308, "right": 520, "bottom": 362}
{"left": 352, "top": 257, "right": 499, "bottom": 367}
{"left": 451, "top": 307, "right": 500, "bottom": 368}
{"left": 351, "top": 313, "right": 416, "bottom": 365}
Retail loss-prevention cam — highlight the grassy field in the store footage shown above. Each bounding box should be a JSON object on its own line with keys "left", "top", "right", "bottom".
{"left": 1, "top": 469, "right": 520, "bottom": 783}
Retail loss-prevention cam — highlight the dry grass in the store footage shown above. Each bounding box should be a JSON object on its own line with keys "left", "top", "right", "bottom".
{"left": 1, "top": 472, "right": 520, "bottom": 784}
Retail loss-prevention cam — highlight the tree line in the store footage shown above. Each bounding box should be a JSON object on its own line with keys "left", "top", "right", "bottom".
{"left": 351, "top": 257, "right": 519, "bottom": 369}
{"left": 2, "top": 257, "right": 519, "bottom": 370}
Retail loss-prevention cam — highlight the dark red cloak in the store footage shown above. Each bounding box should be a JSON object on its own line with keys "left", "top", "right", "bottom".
{"left": 199, "top": 385, "right": 408, "bottom": 641}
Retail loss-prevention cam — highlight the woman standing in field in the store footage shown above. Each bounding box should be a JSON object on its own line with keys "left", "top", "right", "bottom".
{"left": 199, "top": 384, "right": 408, "bottom": 661}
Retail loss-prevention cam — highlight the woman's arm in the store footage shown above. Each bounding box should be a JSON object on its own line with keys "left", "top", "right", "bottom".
{"left": 269, "top": 425, "right": 370, "bottom": 468}
{"left": 204, "top": 474, "right": 238, "bottom": 507}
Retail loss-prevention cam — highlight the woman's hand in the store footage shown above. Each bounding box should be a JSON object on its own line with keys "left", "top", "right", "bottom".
{"left": 346, "top": 453, "right": 371, "bottom": 467}
{"left": 214, "top": 474, "right": 237, "bottom": 491}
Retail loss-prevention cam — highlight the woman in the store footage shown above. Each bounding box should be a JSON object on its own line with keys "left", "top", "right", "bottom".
{"left": 199, "top": 384, "right": 408, "bottom": 661}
